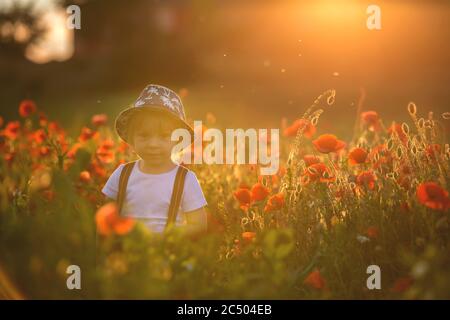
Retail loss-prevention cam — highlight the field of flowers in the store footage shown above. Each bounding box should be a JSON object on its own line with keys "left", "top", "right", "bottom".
{"left": 0, "top": 91, "right": 449, "bottom": 299}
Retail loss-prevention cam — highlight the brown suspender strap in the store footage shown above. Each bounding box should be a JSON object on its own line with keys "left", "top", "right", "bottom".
{"left": 117, "top": 161, "right": 136, "bottom": 216}
{"left": 116, "top": 162, "right": 188, "bottom": 228}
{"left": 165, "top": 165, "right": 188, "bottom": 231}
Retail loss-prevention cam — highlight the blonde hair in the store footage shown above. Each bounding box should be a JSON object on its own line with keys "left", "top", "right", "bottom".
{"left": 127, "top": 109, "right": 179, "bottom": 145}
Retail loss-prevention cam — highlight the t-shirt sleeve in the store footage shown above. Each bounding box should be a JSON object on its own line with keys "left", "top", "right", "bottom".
{"left": 101, "top": 164, "right": 125, "bottom": 200}
{"left": 181, "top": 171, "right": 208, "bottom": 213}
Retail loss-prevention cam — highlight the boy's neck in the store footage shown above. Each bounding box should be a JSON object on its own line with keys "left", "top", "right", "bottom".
{"left": 138, "top": 159, "right": 177, "bottom": 174}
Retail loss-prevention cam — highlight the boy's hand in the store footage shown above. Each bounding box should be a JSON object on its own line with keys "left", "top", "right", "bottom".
{"left": 182, "top": 206, "right": 208, "bottom": 238}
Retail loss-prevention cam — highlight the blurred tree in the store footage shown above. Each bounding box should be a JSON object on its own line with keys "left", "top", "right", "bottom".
{"left": 0, "top": 2, "right": 47, "bottom": 62}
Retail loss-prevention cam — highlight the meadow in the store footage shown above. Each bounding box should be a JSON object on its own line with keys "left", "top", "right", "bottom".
{"left": 0, "top": 90, "right": 449, "bottom": 299}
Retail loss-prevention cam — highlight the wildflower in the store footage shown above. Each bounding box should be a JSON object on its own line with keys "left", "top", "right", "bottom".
{"left": 117, "top": 140, "right": 129, "bottom": 154}
{"left": 366, "top": 226, "right": 379, "bottom": 239}
{"left": 241, "top": 231, "right": 256, "bottom": 243}
{"left": 78, "top": 127, "right": 95, "bottom": 142}
{"left": 96, "top": 139, "right": 115, "bottom": 164}
{"left": 90, "top": 160, "right": 107, "bottom": 179}
{"left": 416, "top": 182, "right": 450, "bottom": 211}
{"left": 356, "top": 171, "right": 377, "bottom": 190}
{"left": 368, "top": 144, "right": 392, "bottom": 171}
{"left": 303, "top": 154, "right": 320, "bottom": 167}
{"left": 388, "top": 122, "right": 408, "bottom": 145}
{"left": 66, "top": 143, "right": 82, "bottom": 159}
{"left": 95, "top": 202, "right": 135, "bottom": 236}
{"left": 312, "top": 134, "right": 346, "bottom": 154}
{"left": 361, "top": 111, "right": 380, "bottom": 132}
{"left": 30, "top": 129, "right": 47, "bottom": 144}
{"left": 305, "top": 163, "right": 334, "bottom": 183}
{"left": 19, "top": 99, "right": 37, "bottom": 117}
{"left": 38, "top": 112, "right": 48, "bottom": 127}
{"left": 304, "top": 269, "right": 326, "bottom": 290}
{"left": 39, "top": 146, "right": 50, "bottom": 157}
{"left": 348, "top": 147, "right": 368, "bottom": 165}
{"left": 91, "top": 114, "right": 108, "bottom": 127}
{"left": 284, "top": 119, "right": 316, "bottom": 138}
{"left": 251, "top": 183, "right": 270, "bottom": 202}
{"left": 264, "top": 193, "right": 284, "bottom": 212}
{"left": 234, "top": 188, "right": 252, "bottom": 206}
{"left": 391, "top": 276, "right": 413, "bottom": 293}
{"left": 2, "top": 121, "right": 20, "bottom": 140}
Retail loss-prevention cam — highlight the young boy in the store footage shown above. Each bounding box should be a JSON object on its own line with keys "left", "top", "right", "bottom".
{"left": 101, "top": 84, "right": 207, "bottom": 236}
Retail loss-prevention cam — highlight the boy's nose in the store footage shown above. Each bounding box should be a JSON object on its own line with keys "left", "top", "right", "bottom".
{"left": 146, "top": 136, "right": 161, "bottom": 147}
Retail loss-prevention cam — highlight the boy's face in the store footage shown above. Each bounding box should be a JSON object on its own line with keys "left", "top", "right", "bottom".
{"left": 129, "top": 111, "right": 178, "bottom": 166}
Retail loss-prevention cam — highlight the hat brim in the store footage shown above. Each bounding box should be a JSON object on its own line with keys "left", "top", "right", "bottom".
{"left": 115, "top": 105, "right": 195, "bottom": 144}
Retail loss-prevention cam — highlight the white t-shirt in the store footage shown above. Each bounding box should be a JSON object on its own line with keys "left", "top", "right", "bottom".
{"left": 101, "top": 160, "right": 207, "bottom": 233}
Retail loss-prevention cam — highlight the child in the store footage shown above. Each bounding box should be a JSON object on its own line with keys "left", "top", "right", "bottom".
{"left": 101, "top": 84, "right": 207, "bottom": 236}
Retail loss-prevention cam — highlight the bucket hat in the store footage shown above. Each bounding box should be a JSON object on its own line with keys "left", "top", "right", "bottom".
{"left": 115, "top": 84, "right": 194, "bottom": 143}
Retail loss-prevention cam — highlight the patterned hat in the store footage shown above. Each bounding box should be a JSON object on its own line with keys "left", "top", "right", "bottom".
{"left": 115, "top": 84, "right": 194, "bottom": 143}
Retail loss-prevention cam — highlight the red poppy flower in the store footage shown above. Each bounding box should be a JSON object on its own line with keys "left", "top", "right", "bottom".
{"left": 117, "top": 140, "right": 129, "bottom": 154}
{"left": 30, "top": 129, "right": 47, "bottom": 144}
{"left": 366, "top": 226, "right": 379, "bottom": 239}
{"left": 91, "top": 114, "right": 108, "bottom": 127}
{"left": 356, "top": 171, "right": 377, "bottom": 190}
{"left": 241, "top": 231, "right": 256, "bottom": 243}
{"left": 90, "top": 160, "right": 107, "bottom": 179}
{"left": 95, "top": 202, "right": 135, "bottom": 236}
{"left": 284, "top": 119, "right": 316, "bottom": 138}
{"left": 304, "top": 269, "right": 326, "bottom": 290}
{"left": 48, "top": 121, "right": 63, "bottom": 134}
{"left": 78, "top": 127, "right": 95, "bottom": 142}
{"left": 39, "top": 146, "right": 50, "bottom": 157}
{"left": 251, "top": 183, "right": 270, "bottom": 202}
{"left": 305, "top": 163, "right": 334, "bottom": 183}
{"left": 416, "top": 182, "right": 450, "bottom": 211}
{"left": 388, "top": 122, "right": 408, "bottom": 144}
{"left": 4, "top": 151, "right": 15, "bottom": 164}
{"left": 313, "top": 134, "right": 346, "bottom": 154}
{"left": 368, "top": 144, "right": 392, "bottom": 171}
{"left": 264, "top": 193, "right": 284, "bottom": 212}
{"left": 39, "top": 112, "right": 48, "bottom": 127}
{"left": 391, "top": 277, "right": 413, "bottom": 293}
{"left": 2, "top": 121, "right": 21, "bottom": 140}
{"left": 96, "top": 139, "right": 115, "bottom": 164}
{"left": 19, "top": 100, "right": 37, "bottom": 117}
{"left": 348, "top": 147, "right": 368, "bottom": 165}
{"left": 361, "top": 111, "right": 380, "bottom": 132}
{"left": 234, "top": 188, "right": 252, "bottom": 206}
{"left": 303, "top": 154, "right": 321, "bottom": 167}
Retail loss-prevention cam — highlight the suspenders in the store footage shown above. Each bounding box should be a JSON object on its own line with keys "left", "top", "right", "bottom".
{"left": 116, "top": 161, "right": 189, "bottom": 230}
